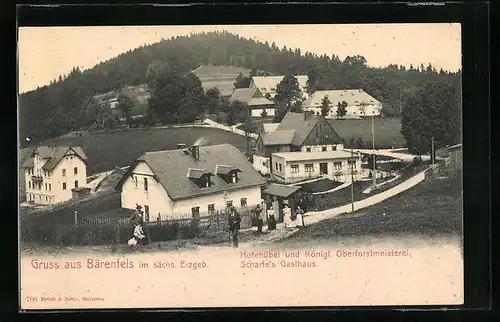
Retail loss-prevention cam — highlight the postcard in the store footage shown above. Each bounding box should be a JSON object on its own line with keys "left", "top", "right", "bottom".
{"left": 18, "top": 23, "right": 463, "bottom": 310}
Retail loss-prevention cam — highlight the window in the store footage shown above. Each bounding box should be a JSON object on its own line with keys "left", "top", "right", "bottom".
{"left": 144, "top": 205, "right": 150, "bottom": 222}
{"left": 191, "top": 207, "right": 200, "bottom": 218}
{"left": 44, "top": 183, "right": 47, "bottom": 190}
{"left": 208, "top": 204, "right": 215, "bottom": 215}
{"left": 348, "top": 159, "right": 356, "bottom": 166}
{"left": 28, "top": 181, "right": 31, "bottom": 189}
{"left": 305, "top": 164, "right": 314, "bottom": 172}
{"left": 49, "top": 183, "right": 51, "bottom": 191}
{"left": 332, "top": 145, "right": 337, "bottom": 151}
{"left": 62, "top": 169, "right": 66, "bottom": 177}
{"left": 74, "top": 180, "right": 79, "bottom": 188}
{"left": 74, "top": 167, "right": 78, "bottom": 175}
{"left": 278, "top": 163, "right": 282, "bottom": 172}
{"left": 240, "top": 198, "right": 247, "bottom": 208}
{"left": 306, "top": 147, "right": 311, "bottom": 152}
{"left": 231, "top": 173, "right": 237, "bottom": 183}
{"left": 62, "top": 182, "right": 67, "bottom": 190}
{"left": 144, "top": 178, "right": 148, "bottom": 192}
{"left": 226, "top": 200, "right": 233, "bottom": 208}
{"left": 322, "top": 146, "right": 327, "bottom": 151}
{"left": 45, "top": 196, "right": 48, "bottom": 202}
{"left": 334, "top": 161, "right": 342, "bottom": 170}
{"left": 291, "top": 165, "right": 299, "bottom": 173}
{"left": 275, "top": 162, "right": 279, "bottom": 170}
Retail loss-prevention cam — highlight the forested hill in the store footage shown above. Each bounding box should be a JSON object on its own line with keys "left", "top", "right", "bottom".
{"left": 19, "top": 30, "right": 460, "bottom": 147}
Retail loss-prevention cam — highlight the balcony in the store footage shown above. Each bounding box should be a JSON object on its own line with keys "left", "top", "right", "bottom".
{"left": 31, "top": 175, "right": 43, "bottom": 184}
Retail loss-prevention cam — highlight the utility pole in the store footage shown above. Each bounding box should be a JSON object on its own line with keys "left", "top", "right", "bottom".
{"left": 350, "top": 147, "right": 355, "bottom": 213}
{"left": 431, "top": 136, "right": 435, "bottom": 165}
{"left": 371, "top": 112, "right": 377, "bottom": 187}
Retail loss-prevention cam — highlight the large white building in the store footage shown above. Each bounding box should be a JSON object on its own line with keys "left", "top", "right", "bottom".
{"left": 21, "top": 146, "right": 89, "bottom": 205}
{"left": 270, "top": 150, "right": 363, "bottom": 184}
{"left": 116, "top": 144, "right": 266, "bottom": 221}
{"left": 303, "top": 89, "right": 382, "bottom": 119}
{"left": 249, "top": 75, "right": 310, "bottom": 100}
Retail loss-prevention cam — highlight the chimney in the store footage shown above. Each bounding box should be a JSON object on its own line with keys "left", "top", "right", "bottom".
{"left": 191, "top": 145, "right": 200, "bottom": 160}
{"left": 303, "top": 110, "right": 314, "bottom": 120}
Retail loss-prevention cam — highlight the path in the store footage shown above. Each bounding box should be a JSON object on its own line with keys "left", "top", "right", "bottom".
{"left": 351, "top": 149, "right": 443, "bottom": 162}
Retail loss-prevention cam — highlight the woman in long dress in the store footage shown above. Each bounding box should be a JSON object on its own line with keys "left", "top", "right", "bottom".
{"left": 283, "top": 205, "right": 292, "bottom": 228}
{"left": 295, "top": 206, "right": 305, "bottom": 228}
{"left": 267, "top": 205, "right": 276, "bottom": 230}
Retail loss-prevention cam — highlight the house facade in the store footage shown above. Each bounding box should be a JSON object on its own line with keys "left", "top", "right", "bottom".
{"left": 249, "top": 75, "right": 310, "bottom": 101}
{"left": 116, "top": 144, "right": 266, "bottom": 221}
{"left": 22, "top": 146, "right": 88, "bottom": 205}
{"left": 271, "top": 151, "right": 362, "bottom": 184}
{"left": 303, "top": 89, "right": 382, "bottom": 119}
{"left": 253, "top": 112, "right": 344, "bottom": 175}
{"left": 228, "top": 87, "right": 275, "bottom": 117}
{"left": 447, "top": 144, "right": 462, "bottom": 171}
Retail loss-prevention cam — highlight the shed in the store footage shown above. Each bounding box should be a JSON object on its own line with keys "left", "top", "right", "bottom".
{"left": 72, "top": 187, "right": 91, "bottom": 199}
{"left": 262, "top": 184, "right": 302, "bottom": 222}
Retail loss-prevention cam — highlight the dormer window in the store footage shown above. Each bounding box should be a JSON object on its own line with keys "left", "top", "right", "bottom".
{"left": 187, "top": 168, "right": 214, "bottom": 188}
{"left": 215, "top": 165, "right": 242, "bottom": 184}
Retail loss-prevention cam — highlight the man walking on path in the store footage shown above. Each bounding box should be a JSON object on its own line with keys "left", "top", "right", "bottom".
{"left": 228, "top": 206, "right": 241, "bottom": 247}
{"left": 254, "top": 203, "right": 264, "bottom": 233}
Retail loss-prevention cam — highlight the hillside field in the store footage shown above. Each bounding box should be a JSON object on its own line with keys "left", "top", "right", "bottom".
{"left": 283, "top": 175, "right": 462, "bottom": 244}
{"left": 329, "top": 117, "right": 405, "bottom": 148}
{"left": 29, "top": 127, "right": 248, "bottom": 176}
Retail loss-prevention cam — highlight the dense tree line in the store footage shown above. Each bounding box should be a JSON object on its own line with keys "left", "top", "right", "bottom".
{"left": 19, "top": 30, "right": 460, "bottom": 147}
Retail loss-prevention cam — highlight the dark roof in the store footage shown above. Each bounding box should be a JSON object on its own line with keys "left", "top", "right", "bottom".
{"left": 117, "top": 144, "right": 266, "bottom": 201}
{"left": 187, "top": 168, "right": 213, "bottom": 179}
{"left": 215, "top": 165, "right": 241, "bottom": 175}
{"left": 21, "top": 146, "right": 88, "bottom": 170}
{"left": 275, "top": 112, "right": 324, "bottom": 146}
{"left": 263, "top": 184, "right": 301, "bottom": 198}
{"left": 261, "top": 130, "right": 296, "bottom": 145}
{"left": 229, "top": 88, "right": 257, "bottom": 104}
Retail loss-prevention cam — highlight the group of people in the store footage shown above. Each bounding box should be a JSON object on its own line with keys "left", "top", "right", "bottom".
{"left": 127, "top": 204, "right": 148, "bottom": 248}
{"left": 252, "top": 202, "right": 305, "bottom": 232}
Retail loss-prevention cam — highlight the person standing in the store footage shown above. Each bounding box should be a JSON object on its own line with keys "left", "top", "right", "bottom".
{"left": 254, "top": 204, "right": 263, "bottom": 233}
{"left": 283, "top": 204, "right": 292, "bottom": 228}
{"left": 267, "top": 205, "right": 276, "bottom": 231}
{"left": 228, "top": 206, "right": 241, "bottom": 247}
{"left": 296, "top": 206, "right": 305, "bottom": 228}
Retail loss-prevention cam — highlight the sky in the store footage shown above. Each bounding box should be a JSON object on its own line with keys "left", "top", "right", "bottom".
{"left": 18, "top": 24, "right": 461, "bottom": 93}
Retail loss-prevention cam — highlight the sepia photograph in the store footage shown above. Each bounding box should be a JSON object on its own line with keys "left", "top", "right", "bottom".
{"left": 18, "top": 23, "right": 463, "bottom": 309}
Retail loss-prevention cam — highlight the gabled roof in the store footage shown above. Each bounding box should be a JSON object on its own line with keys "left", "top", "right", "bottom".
{"left": 275, "top": 112, "right": 322, "bottom": 146}
{"left": 215, "top": 165, "right": 241, "bottom": 175}
{"left": 22, "top": 146, "right": 88, "bottom": 170}
{"left": 261, "top": 130, "right": 296, "bottom": 145}
{"left": 229, "top": 88, "right": 257, "bottom": 104}
{"left": 304, "top": 89, "right": 381, "bottom": 107}
{"left": 248, "top": 97, "right": 274, "bottom": 106}
{"left": 263, "top": 183, "right": 301, "bottom": 198}
{"left": 116, "top": 144, "right": 266, "bottom": 201}
{"left": 187, "top": 168, "right": 213, "bottom": 180}
{"left": 251, "top": 75, "right": 309, "bottom": 93}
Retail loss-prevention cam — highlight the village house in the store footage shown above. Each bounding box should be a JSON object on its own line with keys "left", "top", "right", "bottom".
{"left": 303, "top": 89, "right": 382, "bottom": 119}
{"left": 228, "top": 87, "right": 275, "bottom": 117}
{"left": 253, "top": 111, "right": 344, "bottom": 175}
{"left": 447, "top": 143, "right": 462, "bottom": 171}
{"left": 270, "top": 150, "right": 363, "bottom": 184}
{"left": 116, "top": 144, "right": 266, "bottom": 222}
{"left": 249, "top": 75, "right": 310, "bottom": 100}
{"left": 21, "top": 146, "right": 89, "bottom": 205}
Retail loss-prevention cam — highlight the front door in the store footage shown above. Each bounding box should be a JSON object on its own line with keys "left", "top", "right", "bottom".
{"left": 320, "top": 162, "right": 328, "bottom": 175}
{"left": 144, "top": 205, "right": 150, "bottom": 223}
